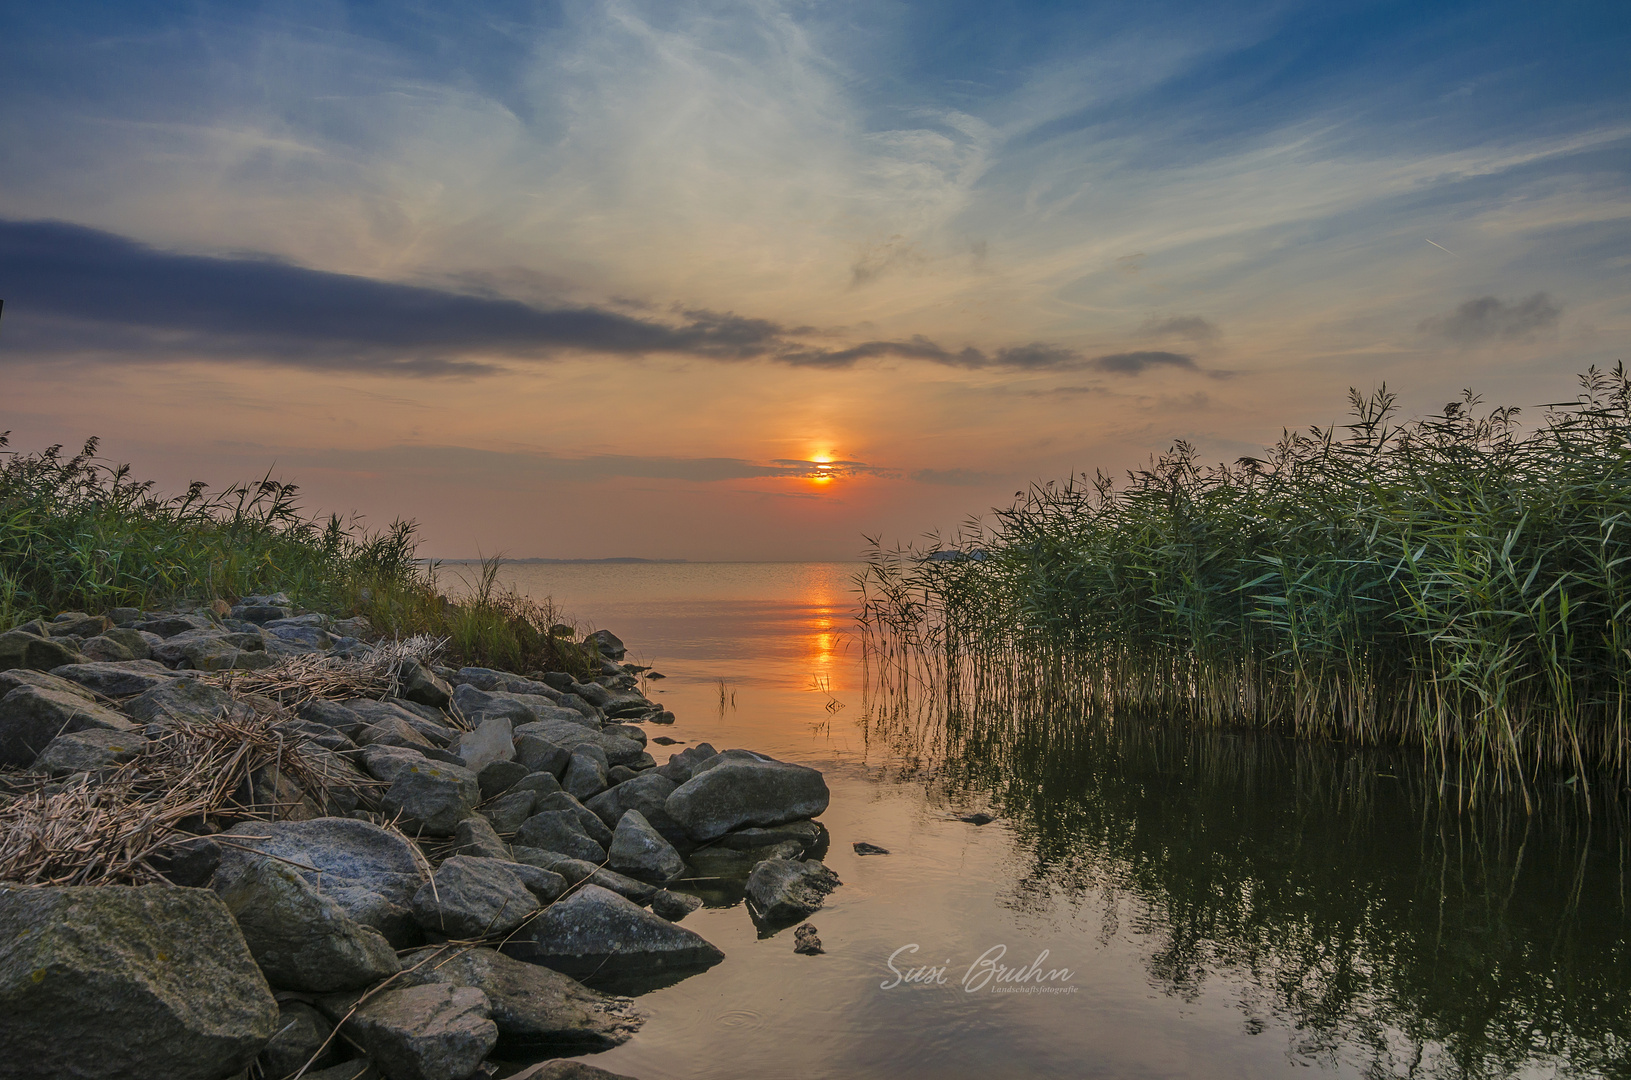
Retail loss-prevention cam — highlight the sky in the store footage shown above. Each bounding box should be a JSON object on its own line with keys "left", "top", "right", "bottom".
{"left": 1, "top": 0, "right": 1627, "bottom": 561}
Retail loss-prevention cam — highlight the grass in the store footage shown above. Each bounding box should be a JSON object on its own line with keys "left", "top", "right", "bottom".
{"left": 0, "top": 434, "right": 595, "bottom": 677}
{"left": 858, "top": 365, "right": 1631, "bottom": 803}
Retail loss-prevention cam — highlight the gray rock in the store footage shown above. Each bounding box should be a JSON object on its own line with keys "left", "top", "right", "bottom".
{"left": 717, "top": 819, "right": 825, "bottom": 852}
{"left": 533, "top": 791, "right": 614, "bottom": 847}
{"left": 31, "top": 726, "right": 146, "bottom": 774}
{"left": 217, "top": 857, "right": 401, "bottom": 992}
{"left": 454, "top": 667, "right": 567, "bottom": 698}
{"left": 603, "top": 723, "right": 645, "bottom": 746}
{"left": 0, "top": 666, "right": 99, "bottom": 701}
{"left": 49, "top": 612, "right": 110, "bottom": 637}
{"left": 567, "top": 680, "right": 615, "bottom": 709}
{"left": 0, "top": 629, "right": 88, "bottom": 672}
{"left": 477, "top": 757, "right": 530, "bottom": 798}
{"left": 259, "top": 1000, "right": 338, "bottom": 1077}
{"left": 605, "top": 765, "right": 640, "bottom": 786}
{"left": 745, "top": 858, "right": 842, "bottom": 924}
{"left": 123, "top": 676, "right": 244, "bottom": 726}
{"left": 412, "top": 856, "right": 541, "bottom": 938}
{"left": 362, "top": 743, "right": 432, "bottom": 783}
{"left": 655, "top": 742, "right": 718, "bottom": 784}
{"left": 149, "top": 835, "right": 223, "bottom": 888}
{"left": 479, "top": 789, "right": 537, "bottom": 834}
{"left": 793, "top": 924, "right": 823, "bottom": 955}
{"left": 455, "top": 814, "right": 513, "bottom": 859}
{"left": 96, "top": 626, "right": 153, "bottom": 659}
{"left": 502, "top": 884, "right": 723, "bottom": 979}
{"left": 396, "top": 946, "right": 640, "bottom": 1052}
{"left": 563, "top": 749, "right": 609, "bottom": 800}
{"left": 516, "top": 810, "right": 607, "bottom": 862}
{"left": 152, "top": 629, "right": 274, "bottom": 671}
{"left": 232, "top": 603, "right": 291, "bottom": 624}
{"left": 584, "top": 629, "right": 626, "bottom": 659}
{"left": 399, "top": 659, "right": 453, "bottom": 708}
{"left": 513, "top": 770, "right": 564, "bottom": 798}
{"left": 301, "top": 1061, "right": 382, "bottom": 1080}
{"left": 132, "top": 612, "right": 217, "bottom": 637}
{"left": 340, "top": 984, "right": 497, "bottom": 1080}
{"left": 0, "top": 685, "right": 139, "bottom": 768}
{"left": 665, "top": 749, "right": 830, "bottom": 841}
{"left": 650, "top": 889, "right": 703, "bottom": 922}
{"left": 383, "top": 760, "right": 480, "bottom": 835}
{"left": 510, "top": 850, "right": 657, "bottom": 906}
{"left": 584, "top": 772, "right": 679, "bottom": 836}
{"left": 215, "top": 818, "right": 429, "bottom": 947}
{"left": 606, "top": 810, "right": 685, "bottom": 883}
{"left": 106, "top": 606, "right": 144, "bottom": 626}
{"left": 453, "top": 683, "right": 594, "bottom": 729}
{"left": 515, "top": 733, "right": 572, "bottom": 776}
{"left": 0, "top": 884, "right": 277, "bottom": 1079}
{"left": 346, "top": 699, "right": 440, "bottom": 751}
{"left": 853, "top": 841, "right": 890, "bottom": 855}
{"left": 264, "top": 623, "right": 335, "bottom": 652}
{"left": 457, "top": 716, "right": 515, "bottom": 772}
{"left": 298, "top": 698, "right": 368, "bottom": 738}
{"left": 507, "top": 1062, "right": 644, "bottom": 1080}
{"left": 515, "top": 717, "right": 643, "bottom": 767}
{"left": 79, "top": 634, "right": 137, "bottom": 662}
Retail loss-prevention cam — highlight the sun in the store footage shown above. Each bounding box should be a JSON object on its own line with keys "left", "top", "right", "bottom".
{"left": 811, "top": 451, "right": 834, "bottom": 485}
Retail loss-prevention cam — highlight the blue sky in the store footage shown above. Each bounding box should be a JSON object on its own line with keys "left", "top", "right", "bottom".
{"left": 1, "top": 1, "right": 1627, "bottom": 558}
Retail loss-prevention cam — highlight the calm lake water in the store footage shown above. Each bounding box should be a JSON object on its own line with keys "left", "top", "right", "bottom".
{"left": 456, "top": 561, "right": 1631, "bottom": 1080}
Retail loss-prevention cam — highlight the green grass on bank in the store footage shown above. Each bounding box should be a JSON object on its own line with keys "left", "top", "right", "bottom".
{"left": 858, "top": 366, "right": 1631, "bottom": 800}
{"left": 0, "top": 434, "right": 593, "bottom": 677}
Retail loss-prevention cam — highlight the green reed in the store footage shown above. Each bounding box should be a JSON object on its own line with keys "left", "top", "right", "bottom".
{"left": 858, "top": 365, "right": 1631, "bottom": 801}
{"left": 0, "top": 435, "right": 593, "bottom": 676}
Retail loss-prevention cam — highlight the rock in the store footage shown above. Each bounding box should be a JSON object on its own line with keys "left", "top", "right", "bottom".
{"left": 567, "top": 680, "right": 615, "bottom": 709}
{"left": 340, "top": 984, "right": 497, "bottom": 1080}
{"left": 655, "top": 743, "right": 717, "bottom": 784}
{"left": 533, "top": 791, "right": 614, "bottom": 847}
{"left": 515, "top": 733, "right": 573, "bottom": 776}
{"left": 516, "top": 810, "right": 607, "bottom": 863}
{"left": 0, "top": 667, "right": 99, "bottom": 701}
{"left": 50, "top": 612, "right": 111, "bottom": 637}
{"left": 957, "top": 812, "right": 996, "bottom": 825}
{"left": 333, "top": 614, "right": 373, "bottom": 638}
{"left": 0, "top": 685, "right": 139, "bottom": 768}
{"left": 455, "top": 814, "right": 513, "bottom": 859}
{"left": 584, "top": 629, "right": 626, "bottom": 660}
{"left": 457, "top": 716, "right": 515, "bottom": 773}
{"left": 854, "top": 841, "right": 890, "bottom": 855}
{"left": 650, "top": 889, "right": 702, "bottom": 922}
{"left": 132, "top": 612, "right": 216, "bottom": 637}
{"left": 716, "top": 820, "right": 825, "bottom": 852}
{"left": 123, "top": 677, "right": 244, "bottom": 726}
{"left": 745, "top": 858, "right": 842, "bottom": 924}
{"left": 509, "top": 1062, "right": 645, "bottom": 1080}
{"left": 455, "top": 668, "right": 568, "bottom": 699}
{"left": 477, "top": 757, "right": 530, "bottom": 798}
{"left": 513, "top": 771, "right": 564, "bottom": 798}
{"left": 510, "top": 850, "right": 657, "bottom": 906}
{"left": 215, "top": 818, "right": 429, "bottom": 947}
{"left": 454, "top": 684, "right": 592, "bottom": 729}
{"left": 382, "top": 760, "right": 480, "bottom": 835}
{"left": 259, "top": 1000, "right": 338, "bottom": 1077}
{"left": 97, "top": 626, "right": 153, "bottom": 658}
{"left": 563, "top": 749, "right": 609, "bottom": 800}
{"left": 502, "top": 884, "right": 723, "bottom": 979}
{"left": 232, "top": 603, "right": 291, "bottom": 624}
{"left": 148, "top": 835, "right": 223, "bottom": 888}
{"left": 606, "top": 810, "right": 685, "bottom": 883}
{"left": 399, "top": 659, "right": 453, "bottom": 708}
{"left": 665, "top": 749, "right": 830, "bottom": 841}
{"left": 515, "top": 718, "right": 643, "bottom": 767}
{"left": 650, "top": 711, "right": 676, "bottom": 725}
{"left": 397, "top": 946, "right": 641, "bottom": 1052}
{"left": 605, "top": 765, "right": 639, "bottom": 785}
{"left": 106, "top": 606, "right": 144, "bottom": 626}
{"left": 264, "top": 623, "right": 335, "bottom": 652}
{"left": 584, "top": 772, "right": 680, "bottom": 838}
{"left": 793, "top": 924, "right": 823, "bottom": 955}
{"left": 216, "top": 856, "right": 402, "bottom": 991}
{"left": 0, "top": 629, "right": 87, "bottom": 672}
{"left": 298, "top": 698, "right": 368, "bottom": 738}
{"left": 31, "top": 726, "right": 146, "bottom": 774}
{"left": 79, "top": 634, "right": 137, "bottom": 662}
{"left": 362, "top": 743, "right": 434, "bottom": 783}
{"left": 0, "top": 884, "right": 278, "bottom": 1080}
{"left": 152, "top": 629, "right": 274, "bottom": 671}
{"left": 413, "top": 856, "right": 541, "bottom": 939}
{"left": 479, "top": 789, "right": 537, "bottom": 834}
{"left": 346, "top": 700, "right": 440, "bottom": 752}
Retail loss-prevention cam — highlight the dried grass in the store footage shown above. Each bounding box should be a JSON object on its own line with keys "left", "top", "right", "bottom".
{"left": 205, "top": 635, "right": 448, "bottom": 707}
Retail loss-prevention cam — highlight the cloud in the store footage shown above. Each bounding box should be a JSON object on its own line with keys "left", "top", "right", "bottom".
{"left": 1417, "top": 293, "right": 1563, "bottom": 345}
{"left": 0, "top": 218, "right": 1122, "bottom": 377}
{"left": 1089, "top": 350, "right": 1196, "bottom": 374}
{"left": 910, "top": 467, "right": 998, "bottom": 486}
{"left": 769, "top": 459, "right": 900, "bottom": 479}
{"left": 1139, "top": 315, "right": 1220, "bottom": 346}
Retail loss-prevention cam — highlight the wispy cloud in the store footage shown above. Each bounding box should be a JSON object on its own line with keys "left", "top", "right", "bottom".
{"left": 1418, "top": 293, "right": 1563, "bottom": 345}
{"left": 1089, "top": 350, "right": 1196, "bottom": 374}
{"left": 1139, "top": 314, "right": 1220, "bottom": 346}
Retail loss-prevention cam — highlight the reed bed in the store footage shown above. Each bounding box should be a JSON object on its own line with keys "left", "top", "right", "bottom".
{"left": 858, "top": 365, "right": 1631, "bottom": 801}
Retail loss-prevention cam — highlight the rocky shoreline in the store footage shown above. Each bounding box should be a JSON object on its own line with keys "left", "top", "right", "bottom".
{"left": 0, "top": 596, "right": 842, "bottom": 1080}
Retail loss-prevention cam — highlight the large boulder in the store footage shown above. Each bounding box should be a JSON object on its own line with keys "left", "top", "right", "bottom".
{"left": 398, "top": 946, "right": 641, "bottom": 1051}
{"left": 0, "top": 629, "right": 87, "bottom": 672}
{"left": 455, "top": 684, "right": 596, "bottom": 729}
{"left": 412, "top": 856, "right": 542, "bottom": 939}
{"left": 584, "top": 629, "right": 626, "bottom": 660}
{"left": 382, "top": 760, "right": 480, "bottom": 835}
{"left": 50, "top": 660, "right": 180, "bottom": 697}
{"left": 0, "top": 667, "right": 99, "bottom": 701}
{"left": 516, "top": 810, "right": 607, "bottom": 863}
{"left": 151, "top": 629, "right": 274, "bottom": 671}
{"left": 745, "top": 858, "right": 842, "bottom": 924}
{"left": 214, "top": 818, "right": 429, "bottom": 946}
{"left": 0, "top": 884, "right": 278, "bottom": 1079}
{"left": 336, "top": 984, "right": 497, "bottom": 1080}
{"left": 665, "top": 750, "right": 830, "bottom": 841}
{"left": 606, "top": 810, "right": 685, "bottom": 884}
{"left": 216, "top": 857, "right": 402, "bottom": 991}
{"left": 584, "top": 773, "right": 680, "bottom": 837}
{"left": 0, "top": 685, "right": 139, "bottom": 768}
{"left": 502, "top": 885, "right": 723, "bottom": 980}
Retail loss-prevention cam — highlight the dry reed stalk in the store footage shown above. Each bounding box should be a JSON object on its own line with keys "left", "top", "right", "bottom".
{"left": 204, "top": 635, "right": 448, "bottom": 707}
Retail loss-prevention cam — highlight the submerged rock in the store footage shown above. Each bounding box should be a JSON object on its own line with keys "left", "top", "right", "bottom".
{"left": 650, "top": 889, "right": 703, "bottom": 922}
{"left": 794, "top": 924, "right": 824, "bottom": 955}
{"left": 502, "top": 884, "right": 724, "bottom": 979}
{"left": 745, "top": 858, "right": 842, "bottom": 925}
{"left": 665, "top": 749, "right": 830, "bottom": 841}
{"left": 0, "top": 884, "right": 278, "bottom": 1080}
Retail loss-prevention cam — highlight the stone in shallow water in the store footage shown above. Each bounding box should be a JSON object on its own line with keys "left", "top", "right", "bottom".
{"left": 745, "top": 857, "right": 842, "bottom": 925}
{"left": 0, "top": 884, "right": 278, "bottom": 1080}
{"left": 397, "top": 945, "right": 642, "bottom": 1051}
{"left": 794, "top": 924, "right": 824, "bottom": 955}
{"left": 650, "top": 889, "right": 703, "bottom": 922}
{"left": 853, "top": 841, "right": 891, "bottom": 855}
{"left": 664, "top": 749, "right": 830, "bottom": 841}
{"left": 501, "top": 884, "right": 724, "bottom": 980}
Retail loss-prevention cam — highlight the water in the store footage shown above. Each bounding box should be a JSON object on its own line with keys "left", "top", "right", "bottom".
{"left": 462, "top": 561, "right": 1631, "bottom": 1079}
